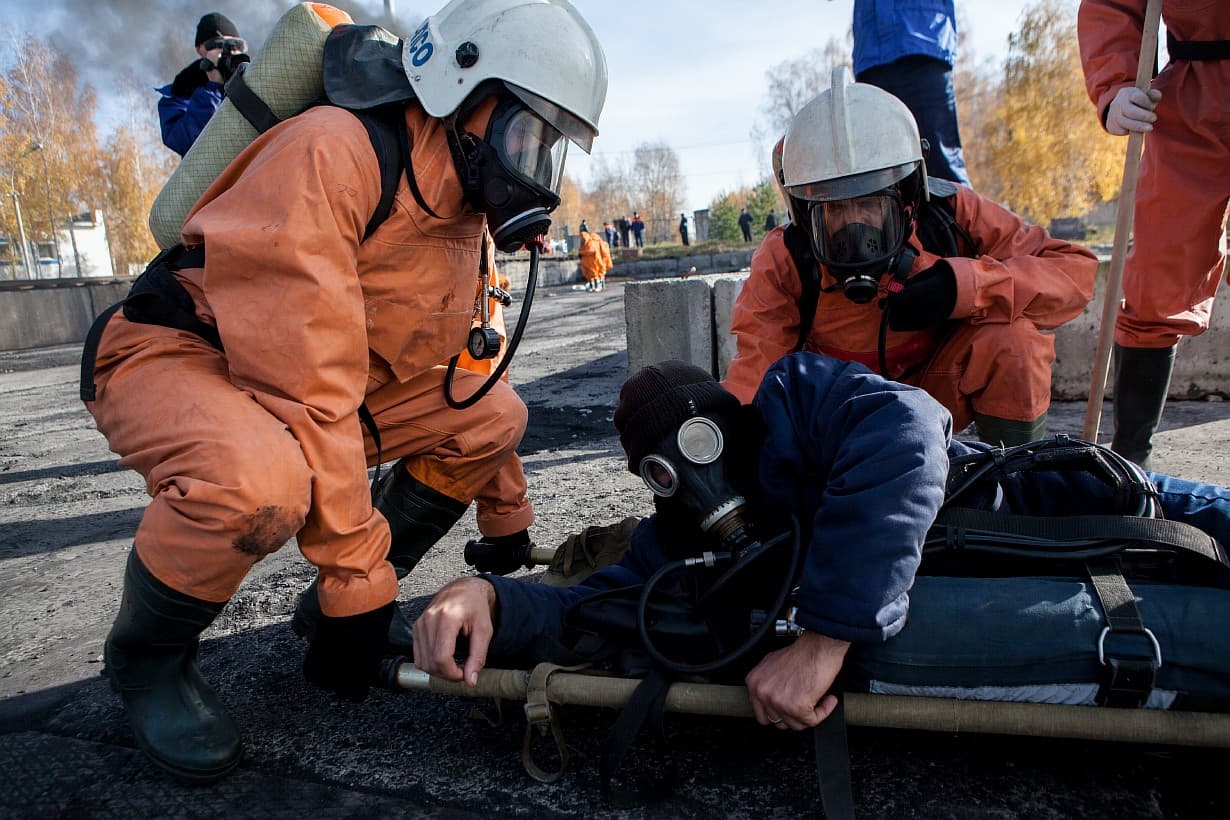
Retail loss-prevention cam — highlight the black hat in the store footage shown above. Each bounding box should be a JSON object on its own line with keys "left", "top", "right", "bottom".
{"left": 613, "top": 360, "right": 741, "bottom": 472}
{"left": 195, "top": 12, "right": 240, "bottom": 47}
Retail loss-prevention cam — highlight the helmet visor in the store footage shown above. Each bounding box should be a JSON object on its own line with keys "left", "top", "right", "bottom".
{"left": 809, "top": 191, "right": 905, "bottom": 269}
{"left": 507, "top": 84, "right": 597, "bottom": 154}
{"left": 496, "top": 106, "right": 569, "bottom": 194}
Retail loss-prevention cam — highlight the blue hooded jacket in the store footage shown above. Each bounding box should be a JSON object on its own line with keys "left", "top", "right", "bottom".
{"left": 157, "top": 82, "right": 224, "bottom": 157}
{"left": 486, "top": 353, "right": 952, "bottom": 657}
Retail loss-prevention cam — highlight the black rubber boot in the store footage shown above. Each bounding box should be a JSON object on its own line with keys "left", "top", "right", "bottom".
{"left": 293, "top": 461, "right": 465, "bottom": 648}
{"left": 1111, "top": 343, "right": 1176, "bottom": 470}
{"left": 463, "top": 529, "right": 536, "bottom": 575}
{"left": 374, "top": 461, "right": 469, "bottom": 577}
{"left": 105, "top": 550, "right": 241, "bottom": 784}
{"left": 973, "top": 412, "right": 1048, "bottom": 448}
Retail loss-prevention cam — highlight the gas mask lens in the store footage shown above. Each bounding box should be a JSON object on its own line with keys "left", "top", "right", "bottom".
{"left": 498, "top": 108, "right": 567, "bottom": 195}
{"left": 810, "top": 192, "right": 904, "bottom": 271}
{"left": 676, "top": 417, "right": 723, "bottom": 464}
{"left": 640, "top": 455, "right": 679, "bottom": 497}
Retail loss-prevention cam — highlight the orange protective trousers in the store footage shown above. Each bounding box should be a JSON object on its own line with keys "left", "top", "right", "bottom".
{"left": 724, "top": 185, "right": 1097, "bottom": 429}
{"left": 1079, "top": 0, "right": 1230, "bottom": 348}
{"left": 88, "top": 103, "right": 531, "bottom": 617}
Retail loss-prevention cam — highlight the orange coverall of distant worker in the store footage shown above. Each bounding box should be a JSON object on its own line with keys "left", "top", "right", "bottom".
{"left": 578, "top": 228, "right": 613, "bottom": 291}
{"left": 1079, "top": 0, "right": 1229, "bottom": 352}
{"left": 87, "top": 102, "right": 531, "bottom": 620}
{"left": 723, "top": 185, "right": 1098, "bottom": 438}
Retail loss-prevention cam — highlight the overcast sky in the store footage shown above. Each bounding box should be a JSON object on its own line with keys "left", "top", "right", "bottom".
{"left": 4, "top": 0, "right": 1073, "bottom": 212}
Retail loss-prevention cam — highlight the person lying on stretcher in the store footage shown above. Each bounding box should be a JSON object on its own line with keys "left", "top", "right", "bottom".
{"left": 413, "top": 354, "right": 1230, "bottom": 730}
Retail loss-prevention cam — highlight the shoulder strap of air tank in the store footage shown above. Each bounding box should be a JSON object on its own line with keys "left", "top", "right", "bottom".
{"left": 352, "top": 107, "right": 405, "bottom": 241}
{"left": 784, "top": 222, "right": 820, "bottom": 354}
{"left": 224, "top": 63, "right": 282, "bottom": 134}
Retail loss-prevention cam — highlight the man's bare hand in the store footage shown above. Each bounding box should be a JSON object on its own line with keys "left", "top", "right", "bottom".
{"left": 1106, "top": 86, "right": 1162, "bottom": 136}
{"left": 745, "top": 631, "right": 850, "bottom": 731}
{"left": 202, "top": 48, "right": 224, "bottom": 84}
{"left": 412, "top": 576, "right": 496, "bottom": 686}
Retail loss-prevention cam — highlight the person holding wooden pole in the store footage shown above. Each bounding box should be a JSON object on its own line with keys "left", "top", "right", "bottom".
{"left": 1078, "top": 0, "right": 1229, "bottom": 468}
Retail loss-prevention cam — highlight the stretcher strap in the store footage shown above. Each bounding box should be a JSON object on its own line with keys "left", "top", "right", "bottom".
{"left": 1086, "top": 557, "right": 1159, "bottom": 709}
{"left": 813, "top": 692, "right": 856, "bottom": 820}
{"left": 935, "top": 508, "right": 1228, "bottom": 569}
{"left": 521, "top": 662, "right": 586, "bottom": 783}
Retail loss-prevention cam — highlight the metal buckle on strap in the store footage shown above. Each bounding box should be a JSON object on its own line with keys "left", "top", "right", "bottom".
{"left": 1097, "top": 626, "right": 1162, "bottom": 669}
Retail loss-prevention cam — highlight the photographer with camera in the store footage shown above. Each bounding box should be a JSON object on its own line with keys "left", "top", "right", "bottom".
{"left": 156, "top": 13, "right": 248, "bottom": 157}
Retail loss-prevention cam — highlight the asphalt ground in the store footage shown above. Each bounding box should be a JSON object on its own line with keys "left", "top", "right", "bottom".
{"left": 2, "top": 276, "right": 1230, "bottom": 818}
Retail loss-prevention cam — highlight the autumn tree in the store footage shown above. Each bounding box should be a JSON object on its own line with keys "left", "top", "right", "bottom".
{"left": 752, "top": 36, "right": 851, "bottom": 176}
{"left": 1, "top": 34, "right": 103, "bottom": 273}
{"left": 629, "top": 141, "right": 685, "bottom": 244}
{"left": 978, "top": 0, "right": 1122, "bottom": 223}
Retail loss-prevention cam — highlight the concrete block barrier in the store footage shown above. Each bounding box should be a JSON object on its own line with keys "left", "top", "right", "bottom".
{"left": 626, "top": 260, "right": 1230, "bottom": 399}
{"left": 0, "top": 280, "right": 131, "bottom": 352}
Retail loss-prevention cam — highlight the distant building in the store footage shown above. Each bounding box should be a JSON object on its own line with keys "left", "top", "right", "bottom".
{"left": 1, "top": 211, "right": 115, "bottom": 280}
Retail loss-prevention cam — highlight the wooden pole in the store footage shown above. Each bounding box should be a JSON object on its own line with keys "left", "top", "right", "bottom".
{"left": 1083, "top": 0, "right": 1165, "bottom": 442}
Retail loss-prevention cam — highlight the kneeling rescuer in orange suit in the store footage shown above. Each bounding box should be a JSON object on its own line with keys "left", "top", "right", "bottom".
{"left": 81, "top": 0, "right": 607, "bottom": 783}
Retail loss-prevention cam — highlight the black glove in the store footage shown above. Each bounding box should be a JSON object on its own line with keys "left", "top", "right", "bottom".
{"left": 463, "top": 529, "right": 534, "bottom": 575}
{"left": 303, "top": 601, "right": 396, "bottom": 701}
{"left": 885, "top": 260, "right": 957, "bottom": 331}
{"left": 170, "top": 61, "right": 209, "bottom": 99}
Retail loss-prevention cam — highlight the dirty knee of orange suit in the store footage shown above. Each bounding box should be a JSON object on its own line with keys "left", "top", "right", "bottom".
{"left": 474, "top": 452, "right": 534, "bottom": 537}
{"left": 363, "top": 365, "right": 528, "bottom": 507}
{"left": 1115, "top": 116, "right": 1229, "bottom": 348}
{"left": 910, "top": 319, "right": 1054, "bottom": 431}
{"left": 86, "top": 315, "right": 314, "bottom": 603}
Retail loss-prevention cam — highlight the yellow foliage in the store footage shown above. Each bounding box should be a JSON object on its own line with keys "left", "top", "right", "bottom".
{"left": 977, "top": 0, "right": 1123, "bottom": 224}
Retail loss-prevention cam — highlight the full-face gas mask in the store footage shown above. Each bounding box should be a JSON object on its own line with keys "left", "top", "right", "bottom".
{"left": 638, "top": 414, "right": 752, "bottom": 549}
{"left": 448, "top": 92, "right": 572, "bottom": 252}
{"left": 787, "top": 162, "right": 923, "bottom": 304}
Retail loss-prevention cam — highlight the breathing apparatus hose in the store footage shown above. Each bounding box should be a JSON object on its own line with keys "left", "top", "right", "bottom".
{"left": 636, "top": 516, "right": 802, "bottom": 676}
{"left": 443, "top": 242, "right": 541, "bottom": 410}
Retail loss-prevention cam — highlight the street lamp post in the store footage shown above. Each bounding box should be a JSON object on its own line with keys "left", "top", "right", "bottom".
{"left": 8, "top": 190, "right": 33, "bottom": 279}
{"left": 29, "top": 143, "right": 63, "bottom": 277}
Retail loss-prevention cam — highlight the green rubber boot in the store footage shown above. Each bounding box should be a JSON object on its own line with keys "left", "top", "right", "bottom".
{"left": 974, "top": 412, "right": 1048, "bottom": 448}
{"left": 105, "top": 550, "right": 241, "bottom": 784}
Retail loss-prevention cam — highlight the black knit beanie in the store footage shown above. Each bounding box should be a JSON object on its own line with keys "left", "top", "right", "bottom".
{"left": 613, "top": 360, "right": 741, "bottom": 472}
{"left": 196, "top": 13, "right": 240, "bottom": 47}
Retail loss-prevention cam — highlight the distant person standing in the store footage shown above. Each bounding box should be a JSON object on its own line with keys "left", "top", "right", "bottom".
{"left": 679, "top": 213, "right": 690, "bottom": 246}
{"left": 603, "top": 220, "right": 617, "bottom": 247}
{"left": 631, "top": 212, "right": 645, "bottom": 248}
{"left": 764, "top": 211, "right": 777, "bottom": 232}
{"left": 848, "top": 0, "right": 970, "bottom": 186}
{"left": 157, "top": 13, "right": 248, "bottom": 157}
{"left": 617, "top": 216, "right": 631, "bottom": 248}
{"left": 579, "top": 218, "right": 590, "bottom": 233}
{"left": 738, "top": 207, "right": 754, "bottom": 242}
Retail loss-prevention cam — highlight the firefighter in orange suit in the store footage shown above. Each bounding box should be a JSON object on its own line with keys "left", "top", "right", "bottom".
{"left": 724, "top": 68, "right": 1097, "bottom": 446}
{"left": 1078, "top": 0, "right": 1229, "bottom": 468}
{"left": 81, "top": 0, "right": 607, "bottom": 784}
{"left": 578, "top": 228, "right": 613, "bottom": 291}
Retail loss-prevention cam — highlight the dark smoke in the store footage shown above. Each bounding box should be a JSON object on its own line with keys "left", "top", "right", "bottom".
{"left": 45, "top": 0, "right": 420, "bottom": 90}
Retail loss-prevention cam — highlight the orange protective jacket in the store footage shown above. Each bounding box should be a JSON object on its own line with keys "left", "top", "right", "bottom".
{"left": 723, "top": 185, "right": 1098, "bottom": 404}
{"left": 1078, "top": 0, "right": 1230, "bottom": 348}
{"left": 89, "top": 103, "right": 517, "bottom": 614}
{"left": 578, "top": 230, "right": 613, "bottom": 281}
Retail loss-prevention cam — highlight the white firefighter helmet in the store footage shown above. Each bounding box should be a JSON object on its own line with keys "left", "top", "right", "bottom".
{"left": 403, "top": 0, "right": 607, "bottom": 154}
{"left": 781, "top": 65, "right": 927, "bottom": 202}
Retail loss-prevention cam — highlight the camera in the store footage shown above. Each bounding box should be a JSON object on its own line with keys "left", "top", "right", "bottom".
{"left": 197, "top": 36, "right": 250, "bottom": 83}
